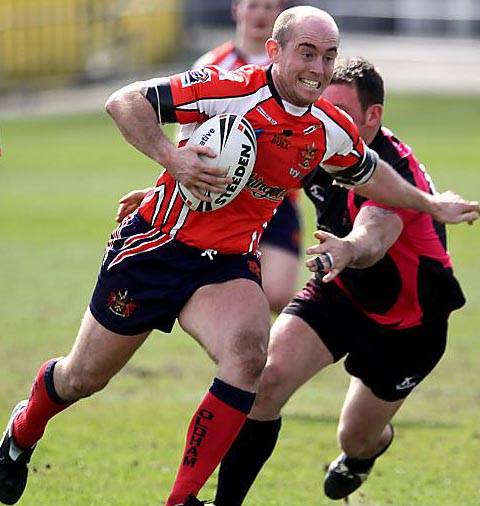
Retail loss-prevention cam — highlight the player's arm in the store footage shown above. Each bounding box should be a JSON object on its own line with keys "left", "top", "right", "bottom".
{"left": 306, "top": 205, "right": 403, "bottom": 282}
{"left": 354, "top": 158, "right": 480, "bottom": 225}
{"left": 105, "top": 82, "right": 229, "bottom": 201}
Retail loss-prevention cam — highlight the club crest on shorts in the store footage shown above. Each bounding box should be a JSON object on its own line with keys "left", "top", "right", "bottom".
{"left": 248, "top": 259, "right": 261, "bottom": 279}
{"left": 108, "top": 290, "right": 137, "bottom": 318}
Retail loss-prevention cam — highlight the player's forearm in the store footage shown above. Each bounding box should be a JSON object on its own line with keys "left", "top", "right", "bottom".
{"left": 344, "top": 207, "right": 403, "bottom": 269}
{"left": 343, "top": 228, "right": 384, "bottom": 269}
{"left": 105, "top": 85, "right": 176, "bottom": 167}
{"left": 355, "top": 159, "right": 437, "bottom": 214}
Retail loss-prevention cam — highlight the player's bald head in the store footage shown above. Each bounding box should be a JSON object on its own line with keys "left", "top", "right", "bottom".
{"left": 272, "top": 6, "right": 339, "bottom": 48}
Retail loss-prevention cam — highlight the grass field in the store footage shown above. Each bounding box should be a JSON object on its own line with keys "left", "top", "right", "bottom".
{"left": 1, "top": 93, "right": 479, "bottom": 505}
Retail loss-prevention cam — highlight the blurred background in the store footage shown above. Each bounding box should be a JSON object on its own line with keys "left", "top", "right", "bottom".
{"left": 1, "top": 0, "right": 479, "bottom": 117}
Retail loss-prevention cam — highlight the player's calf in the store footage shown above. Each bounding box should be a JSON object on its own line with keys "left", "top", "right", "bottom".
{"left": 324, "top": 424, "right": 394, "bottom": 500}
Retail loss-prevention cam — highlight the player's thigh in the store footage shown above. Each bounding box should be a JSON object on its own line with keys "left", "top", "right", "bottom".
{"left": 179, "top": 278, "right": 270, "bottom": 366}
{"left": 260, "top": 244, "right": 300, "bottom": 312}
{"left": 338, "top": 377, "right": 403, "bottom": 440}
{"left": 251, "top": 313, "right": 334, "bottom": 419}
{"left": 57, "top": 307, "right": 150, "bottom": 390}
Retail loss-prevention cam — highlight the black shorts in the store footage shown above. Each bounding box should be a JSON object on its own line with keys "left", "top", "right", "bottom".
{"left": 260, "top": 197, "right": 301, "bottom": 256}
{"left": 90, "top": 214, "right": 262, "bottom": 335}
{"left": 283, "top": 278, "right": 448, "bottom": 402}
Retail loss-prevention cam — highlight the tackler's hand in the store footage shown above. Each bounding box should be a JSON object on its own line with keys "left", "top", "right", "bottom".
{"left": 305, "top": 230, "right": 354, "bottom": 283}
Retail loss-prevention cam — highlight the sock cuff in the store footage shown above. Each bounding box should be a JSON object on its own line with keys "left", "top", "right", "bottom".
{"left": 209, "top": 378, "right": 256, "bottom": 414}
{"left": 245, "top": 417, "right": 282, "bottom": 434}
{"left": 44, "top": 359, "right": 68, "bottom": 404}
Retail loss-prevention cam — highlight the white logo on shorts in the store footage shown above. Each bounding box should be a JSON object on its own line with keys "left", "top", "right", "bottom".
{"left": 395, "top": 376, "right": 418, "bottom": 390}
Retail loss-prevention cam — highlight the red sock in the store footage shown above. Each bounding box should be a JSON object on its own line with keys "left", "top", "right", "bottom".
{"left": 166, "top": 378, "right": 255, "bottom": 506}
{"left": 13, "top": 359, "right": 73, "bottom": 448}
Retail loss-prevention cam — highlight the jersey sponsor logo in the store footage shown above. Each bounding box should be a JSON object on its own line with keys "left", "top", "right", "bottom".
{"left": 183, "top": 409, "right": 214, "bottom": 468}
{"left": 395, "top": 376, "right": 418, "bottom": 390}
{"left": 271, "top": 133, "right": 290, "bottom": 150}
{"left": 256, "top": 106, "right": 278, "bottom": 125}
{"left": 246, "top": 173, "right": 288, "bottom": 202}
{"left": 107, "top": 290, "right": 137, "bottom": 317}
{"left": 298, "top": 143, "right": 318, "bottom": 170}
{"left": 181, "top": 68, "right": 212, "bottom": 87}
{"left": 289, "top": 167, "right": 301, "bottom": 179}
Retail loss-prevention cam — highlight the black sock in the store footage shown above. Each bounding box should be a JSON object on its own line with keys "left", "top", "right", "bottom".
{"left": 344, "top": 423, "right": 394, "bottom": 473}
{"left": 214, "top": 417, "right": 282, "bottom": 506}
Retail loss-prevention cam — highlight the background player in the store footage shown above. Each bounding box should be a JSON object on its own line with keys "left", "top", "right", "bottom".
{"left": 210, "top": 57, "right": 472, "bottom": 505}
{"left": 117, "top": 0, "right": 300, "bottom": 313}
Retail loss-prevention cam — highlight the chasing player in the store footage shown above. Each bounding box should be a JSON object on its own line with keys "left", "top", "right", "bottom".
{"left": 210, "top": 57, "right": 472, "bottom": 505}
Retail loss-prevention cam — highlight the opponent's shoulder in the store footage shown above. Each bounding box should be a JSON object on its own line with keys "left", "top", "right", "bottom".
{"left": 372, "top": 126, "right": 425, "bottom": 183}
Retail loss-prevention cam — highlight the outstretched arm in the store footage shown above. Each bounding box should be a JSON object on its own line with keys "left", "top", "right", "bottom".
{"left": 355, "top": 159, "right": 479, "bottom": 224}
{"left": 306, "top": 205, "right": 403, "bottom": 282}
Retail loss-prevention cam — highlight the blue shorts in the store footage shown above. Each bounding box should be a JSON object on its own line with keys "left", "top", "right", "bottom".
{"left": 260, "top": 197, "right": 301, "bottom": 256}
{"left": 89, "top": 214, "right": 262, "bottom": 335}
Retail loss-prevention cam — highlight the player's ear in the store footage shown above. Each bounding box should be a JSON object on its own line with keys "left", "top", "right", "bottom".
{"left": 366, "top": 104, "right": 383, "bottom": 128}
{"left": 266, "top": 38, "right": 280, "bottom": 61}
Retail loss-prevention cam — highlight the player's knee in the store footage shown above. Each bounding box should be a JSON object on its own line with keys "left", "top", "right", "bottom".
{"left": 230, "top": 328, "right": 269, "bottom": 381}
{"left": 258, "top": 362, "right": 290, "bottom": 404}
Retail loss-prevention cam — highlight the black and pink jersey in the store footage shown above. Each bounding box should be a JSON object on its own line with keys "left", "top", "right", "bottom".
{"left": 137, "top": 65, "right": 377, "bottom": 254}
{"left": 304, "top": 126, "right": 465, "bottom": 329}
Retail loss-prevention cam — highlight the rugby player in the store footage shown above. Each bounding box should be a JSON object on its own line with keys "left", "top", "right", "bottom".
{"left": 117, "top": 0, "right": 301, "bottom": 313}
{"left": 210, "top": 57, "right": 473, "bottom": 506}
{"left": 0, "top": 8, "right": 478, "bottom": 506}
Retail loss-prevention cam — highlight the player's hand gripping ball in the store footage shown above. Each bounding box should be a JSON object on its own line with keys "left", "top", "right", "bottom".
{"left": 178, "top": 114, "right": 257, "bottom": 211}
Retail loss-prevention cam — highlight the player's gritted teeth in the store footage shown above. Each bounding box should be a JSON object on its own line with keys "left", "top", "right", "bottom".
{"left": 299, "top": 77, "right": 321, "bottom": 89}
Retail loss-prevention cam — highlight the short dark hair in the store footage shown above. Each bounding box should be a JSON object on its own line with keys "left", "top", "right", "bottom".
{"left": 272, "top": 10, "right": 296, "bottom": 48}
{"left": 331, "top": 57, "right": 384, "bottom": 111}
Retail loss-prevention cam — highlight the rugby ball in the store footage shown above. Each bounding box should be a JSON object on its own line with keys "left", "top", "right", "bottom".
{"left": 178, "top": 114, "right": 257, "bottom": 212}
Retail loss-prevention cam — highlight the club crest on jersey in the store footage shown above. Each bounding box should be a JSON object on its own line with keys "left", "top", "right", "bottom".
{"left": 108, "top": 290, "right": 137, "bottom": 318}
{"left": 298, "top": 143, "right": 318, "bottom": 170}
{"left": 181, "top": 68, "right": 212, "bottom": 87}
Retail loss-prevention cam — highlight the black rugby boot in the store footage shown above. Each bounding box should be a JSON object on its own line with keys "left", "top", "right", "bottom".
{"left": 0, "top": 401, "right": 35, "bottom": 505}
{"left": 324, "top": 424, "right": 394, "bottom": 500}
{"left": 323, "top": 453, "right": 372, "bottom": 500}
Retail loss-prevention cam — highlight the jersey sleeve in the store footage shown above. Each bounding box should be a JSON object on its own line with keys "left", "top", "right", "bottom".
{"left": 139, "top": 65, "right": 257, "bottom": 125}
{"left": 316, "top": 102, "right": 378, "bottom": 186}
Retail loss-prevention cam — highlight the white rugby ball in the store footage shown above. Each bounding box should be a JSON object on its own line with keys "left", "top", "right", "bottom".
{"left": 178, "top": 114, "right": 257, "bottom": 212}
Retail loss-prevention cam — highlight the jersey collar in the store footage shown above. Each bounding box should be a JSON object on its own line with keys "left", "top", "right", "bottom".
{"left": 266, "top": 65, "right": 311, "bottom": 117}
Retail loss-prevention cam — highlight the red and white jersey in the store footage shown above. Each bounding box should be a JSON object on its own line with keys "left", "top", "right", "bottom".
{"left": 193, "top": 41, "right": 270, "bottom": 71}
{"left": 138, "top": 65, "right": 375, "bottom": 254}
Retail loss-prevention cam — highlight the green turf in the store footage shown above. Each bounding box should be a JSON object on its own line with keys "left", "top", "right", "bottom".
{"left": 0, "top": 93, "right": 479, "bottom": 505}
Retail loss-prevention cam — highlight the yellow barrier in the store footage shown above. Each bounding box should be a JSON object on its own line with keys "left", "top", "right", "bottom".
{"left": 0, "top": 0, "right": 182, "bottom": 88}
